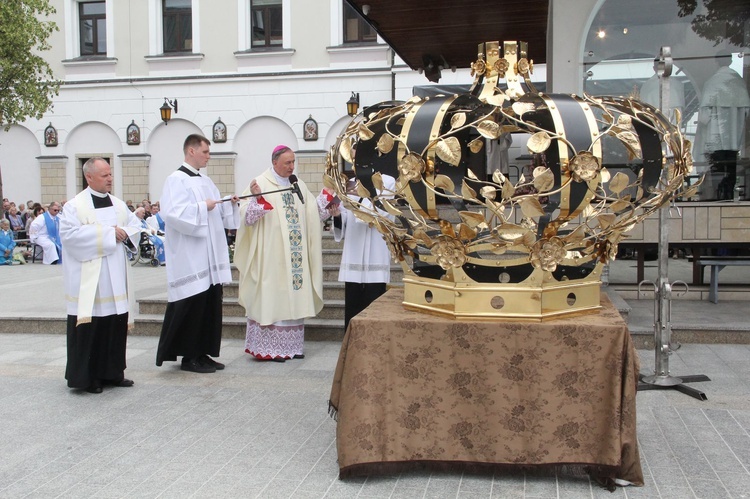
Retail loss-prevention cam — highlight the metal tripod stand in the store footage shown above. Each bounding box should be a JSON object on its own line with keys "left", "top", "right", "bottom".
{"left": 636, "top": 46, "right": 710, "bottom": 401}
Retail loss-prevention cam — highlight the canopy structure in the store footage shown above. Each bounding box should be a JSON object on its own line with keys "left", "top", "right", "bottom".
{"left": 345, "top": 0, "right": 549, "bottom": 81}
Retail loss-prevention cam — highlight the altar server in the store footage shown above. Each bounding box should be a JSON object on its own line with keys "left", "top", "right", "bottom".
{"left": 155, "top": 134, "right": 239, "bottom": 373}
{"left": 60, "top": 157, "right": 142, "bottom": 394}
{"left": 330, "top": 174, "right": 396, "bottom": 331}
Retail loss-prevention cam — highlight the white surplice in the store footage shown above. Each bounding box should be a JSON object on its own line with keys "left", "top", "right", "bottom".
{"left": 160, "top": 163, "right": 239, "bottom": 302}
{"left": 333, "top": 200, "right": 394, "bottom": 284}
{"left": 60, "top": 188, "right": 142, "bottom": 319}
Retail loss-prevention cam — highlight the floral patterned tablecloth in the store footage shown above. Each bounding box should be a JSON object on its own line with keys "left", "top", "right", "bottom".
{"left": 329, "top": 288, "right": 643, "bottom": 487}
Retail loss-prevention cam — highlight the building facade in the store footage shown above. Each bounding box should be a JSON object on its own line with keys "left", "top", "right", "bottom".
{"left": 0, "top": 0, "right": 747, "bottom": 211}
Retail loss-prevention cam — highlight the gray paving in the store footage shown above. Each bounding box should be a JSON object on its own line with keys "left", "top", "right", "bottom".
{"left": 0, "top": 261, "right": 749, "bottom": 498}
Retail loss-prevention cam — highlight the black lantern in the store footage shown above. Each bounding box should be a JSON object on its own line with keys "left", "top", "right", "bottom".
{"left": 160, "top": 98, "right": 178, "bottom": 125}
{"left": 346, "top": 92, "right": 360, "bottom": 116}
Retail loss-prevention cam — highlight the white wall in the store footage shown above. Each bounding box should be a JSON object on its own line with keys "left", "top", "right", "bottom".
{"left": 233, "top": 117, "right": 298, "bottom": 192}
{"left": 146, "top": 119, "right": 202, "bottom": 202}
{"left": 0, "top": 126, "right": 42, "bottom": 203}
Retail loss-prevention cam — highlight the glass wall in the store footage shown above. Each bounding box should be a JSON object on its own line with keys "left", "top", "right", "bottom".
{"left": 582, "top": 0, "right": 749, "bottom": 201}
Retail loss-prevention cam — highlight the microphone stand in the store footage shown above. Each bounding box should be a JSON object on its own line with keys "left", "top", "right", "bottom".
{"left": 221, "top": 182, "right": 305, "bottom": 203}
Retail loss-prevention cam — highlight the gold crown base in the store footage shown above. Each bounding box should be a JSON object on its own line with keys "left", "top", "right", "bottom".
{"left": 402, "top": 275, "right": 603, "bottom": 321}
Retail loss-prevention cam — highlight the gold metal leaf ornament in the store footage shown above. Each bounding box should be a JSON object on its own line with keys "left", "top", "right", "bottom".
{"left": 358, "top": 124, "right": 375, "bottom": 141}
{"left": 608, "top": 171, "right": 630, "bottom": 194}
{"left": 436, "top": 137, "right": 462, "bottom": 166}
{"left": 450, "top": 113, "right": 467, "bottom": 130}
{"left": 519, "top": 198, "right": 546, "bottom": 218}
{"left": 480, "top": 185, "right": 496, "bottom": 201}
{"left": 339, "top": 139, "right": 354, "bottom": 164}
{"left": 486, "top": 92, "right": 509, "bottom": 107}
{"left": 476, "top": 120, "right": 501, "bottom": 139}
{"left": 532, "top": 167, "right": 555, "bottom": 193}
{"left": 468, "top": 138, "right": 484, "bottom": 153}
{"left": 527, "top": 131, "right": 552, "bottom": 154}
{"left": 434, "top": 174, "right": 455, "bottom": 193}
{"left": 371, "top": 172, "right": 384, "bottom": 192}
{"left": 376, "top": 134, "right": 395, "bottom": 155}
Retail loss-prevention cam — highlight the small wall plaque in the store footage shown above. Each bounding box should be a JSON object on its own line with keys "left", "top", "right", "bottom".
{"left": 127, "top": 120, "right": 141, "bottom": 145}
{"left": 44, "top": 123, "right": 58, "bottom": 147}
{"left": 213, "top": 118, "right": 227, "bottom": 143}
{"left": 303, "top": 115, "right": 318, "bottom": 141}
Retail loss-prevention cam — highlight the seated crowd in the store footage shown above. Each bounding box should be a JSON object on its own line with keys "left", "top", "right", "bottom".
{"left": 2, "top": 196, "right": 166, "bottom": 266}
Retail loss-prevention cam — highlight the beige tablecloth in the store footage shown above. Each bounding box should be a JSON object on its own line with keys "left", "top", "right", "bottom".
{"left": 329, "top": 288, "right": 643, "bottom": 487}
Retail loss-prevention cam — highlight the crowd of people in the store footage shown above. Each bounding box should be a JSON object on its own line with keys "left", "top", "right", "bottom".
{"left": 4, "top": 133, "right": 391, "bottom": 395}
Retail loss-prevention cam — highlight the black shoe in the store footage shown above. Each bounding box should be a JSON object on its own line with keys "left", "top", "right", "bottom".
{"left": 181, "top": 357, "right": 216, "bottom": 373}
{"left": 293, "top": 354, "right": 305, "bottom": 359}
{"left": 86, "top": 381, "right": 103, "bottom": 394}
{"left": 271, "top": 357, "right": 287, "bottom": 363}
{"left": 107, "top": 378, "right": 134, "bottom": 387}
{"left": 199, "top": 355, "right": 225, "bottom": 370}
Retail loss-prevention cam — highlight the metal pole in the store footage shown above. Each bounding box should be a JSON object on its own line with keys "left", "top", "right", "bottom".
{"left": 637, "top": 46, "right": 710, "bottom": 399}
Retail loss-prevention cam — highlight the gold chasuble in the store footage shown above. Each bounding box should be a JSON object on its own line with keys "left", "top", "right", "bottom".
{"left": 235, "top": 170, "right": 324, "bottom": 326}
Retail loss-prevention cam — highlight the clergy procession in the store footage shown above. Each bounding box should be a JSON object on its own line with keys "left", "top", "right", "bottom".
{"left": 0, "top": 135, "right": 381, "bottom": 395}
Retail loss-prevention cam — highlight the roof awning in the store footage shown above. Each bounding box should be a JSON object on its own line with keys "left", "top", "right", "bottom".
{"left": 345, "top": 0, "right": 549, "bottom": 81}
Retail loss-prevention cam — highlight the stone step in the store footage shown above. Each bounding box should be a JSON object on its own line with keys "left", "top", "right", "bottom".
{"left": 132, "top": 314, "right": 345, "bottom": 341}
{"left": 138, "top": 297, "right": 346, "bottom": 321}
{"left": 323, "top": 249, "right": 343, "bottom": 265}
{"left": 230, "top": 264, "right": 404, "bottom": 283}
{"left": 321, "top": 231, "right": 343, "bottom": 249}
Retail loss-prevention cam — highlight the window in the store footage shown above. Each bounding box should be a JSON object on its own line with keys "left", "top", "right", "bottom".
{"left": 79, "top": 1, "right": 106, "bottom": 56}
{"left": 343, "top": 2, "right": 375, "bottom": 43}
{"left": 163, "top": 0, "right": 192, "bottom": 52}
{"left": 251, "top": 0, "right": 282, "bottom": 48}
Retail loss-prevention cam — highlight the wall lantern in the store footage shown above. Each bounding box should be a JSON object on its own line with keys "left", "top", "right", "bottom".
{"left": 346, "top": 92, "right": 360, "bottom": 116}
{"left": 160, "top": 98, "right": 178, "bottom": 125}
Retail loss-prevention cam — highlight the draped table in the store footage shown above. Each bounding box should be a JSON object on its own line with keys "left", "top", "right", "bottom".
{"left": 329, "top": 288, "right": 643, "bottom": 487}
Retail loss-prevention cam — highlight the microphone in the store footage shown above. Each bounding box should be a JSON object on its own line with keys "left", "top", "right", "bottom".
{"left": 288, "top": 174, "right": 305, "bottom": 204}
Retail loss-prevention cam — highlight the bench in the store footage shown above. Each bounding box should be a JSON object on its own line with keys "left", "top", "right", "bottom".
{"left": 697, "top": 258, "right": 750, "bottom": 303}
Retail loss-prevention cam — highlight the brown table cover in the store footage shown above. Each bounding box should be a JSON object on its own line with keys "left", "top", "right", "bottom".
{"left": 329, "top": 288, "right": 644, "bottom": 487}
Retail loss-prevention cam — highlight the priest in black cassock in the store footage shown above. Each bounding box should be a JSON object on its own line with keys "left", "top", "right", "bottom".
{"left": 60, "top": 157, "right": 142, "bottom": 394}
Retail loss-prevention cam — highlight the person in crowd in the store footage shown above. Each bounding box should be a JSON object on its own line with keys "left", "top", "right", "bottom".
{"left": 125, "top": 200, "right": 135, "bottom": 212}
{"left": 155, "top": 134, "right": 239, "bottom": 373}
{"left": 29, "top": 201, "right": 62, "bottom": 264}
{"left": 59, "top": 157, "right": 142, "bottom": 394}
{"left": 2, "top": 199, "right": 10, "bottom": 219}
{"left": 142, "top": 199, "right": 152, "bottom": 218}
{"left": 134, "top": 206, "right": 166, "bottom": 265}
{"left": 329, "top": 174, "right": 396, "bottom": 331}
{"left": 25, "top": 204, "right": 43, "bottom": 234}
{"left": 17, "top": 204, "right": 27, "bottom": 224}
{"left": 146, "top": 201, "right": 165, "bottom": 233}
{"left": 0, "top": 219, "right": 17, "bottom": 265}
{"left": 234, "top": 145, "right": 328, "bottom": 362}
{"left": 7, "top": 206, "right": 26, "bottom": 239}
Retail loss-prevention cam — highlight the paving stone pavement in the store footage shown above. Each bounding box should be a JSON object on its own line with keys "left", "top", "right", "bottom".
{"left": 0, "top": 332, "right": 749, "bottom": 499}
{"left": 1, "top": 260, "right": 749, "bottom": 498}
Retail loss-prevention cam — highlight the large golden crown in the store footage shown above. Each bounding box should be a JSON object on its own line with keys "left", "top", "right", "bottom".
{"left": 324, "top": 41, "right": 695, "bottom": 320}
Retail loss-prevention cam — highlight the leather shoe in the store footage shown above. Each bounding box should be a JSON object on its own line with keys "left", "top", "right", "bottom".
{"left": 199, "top": 355, "right": 225, "bottom": 370}
{"left": 110, "top": 378, "right": 134, "bottom": 387}
{"left": 181, "top": 357, "right": 216, "bottom": 373}
{"left": 271, "top": 357, "right": 287, "bottom": 363}
{"left": 86, "top": 381, "right": 103, "bottom": 394}
{"left": 293, "top": 354, "right": 305, "bottom": 359}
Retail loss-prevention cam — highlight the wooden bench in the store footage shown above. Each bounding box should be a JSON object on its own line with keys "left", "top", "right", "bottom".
{"left": 697, "top": 257, "right": 750, "bottom": 303}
